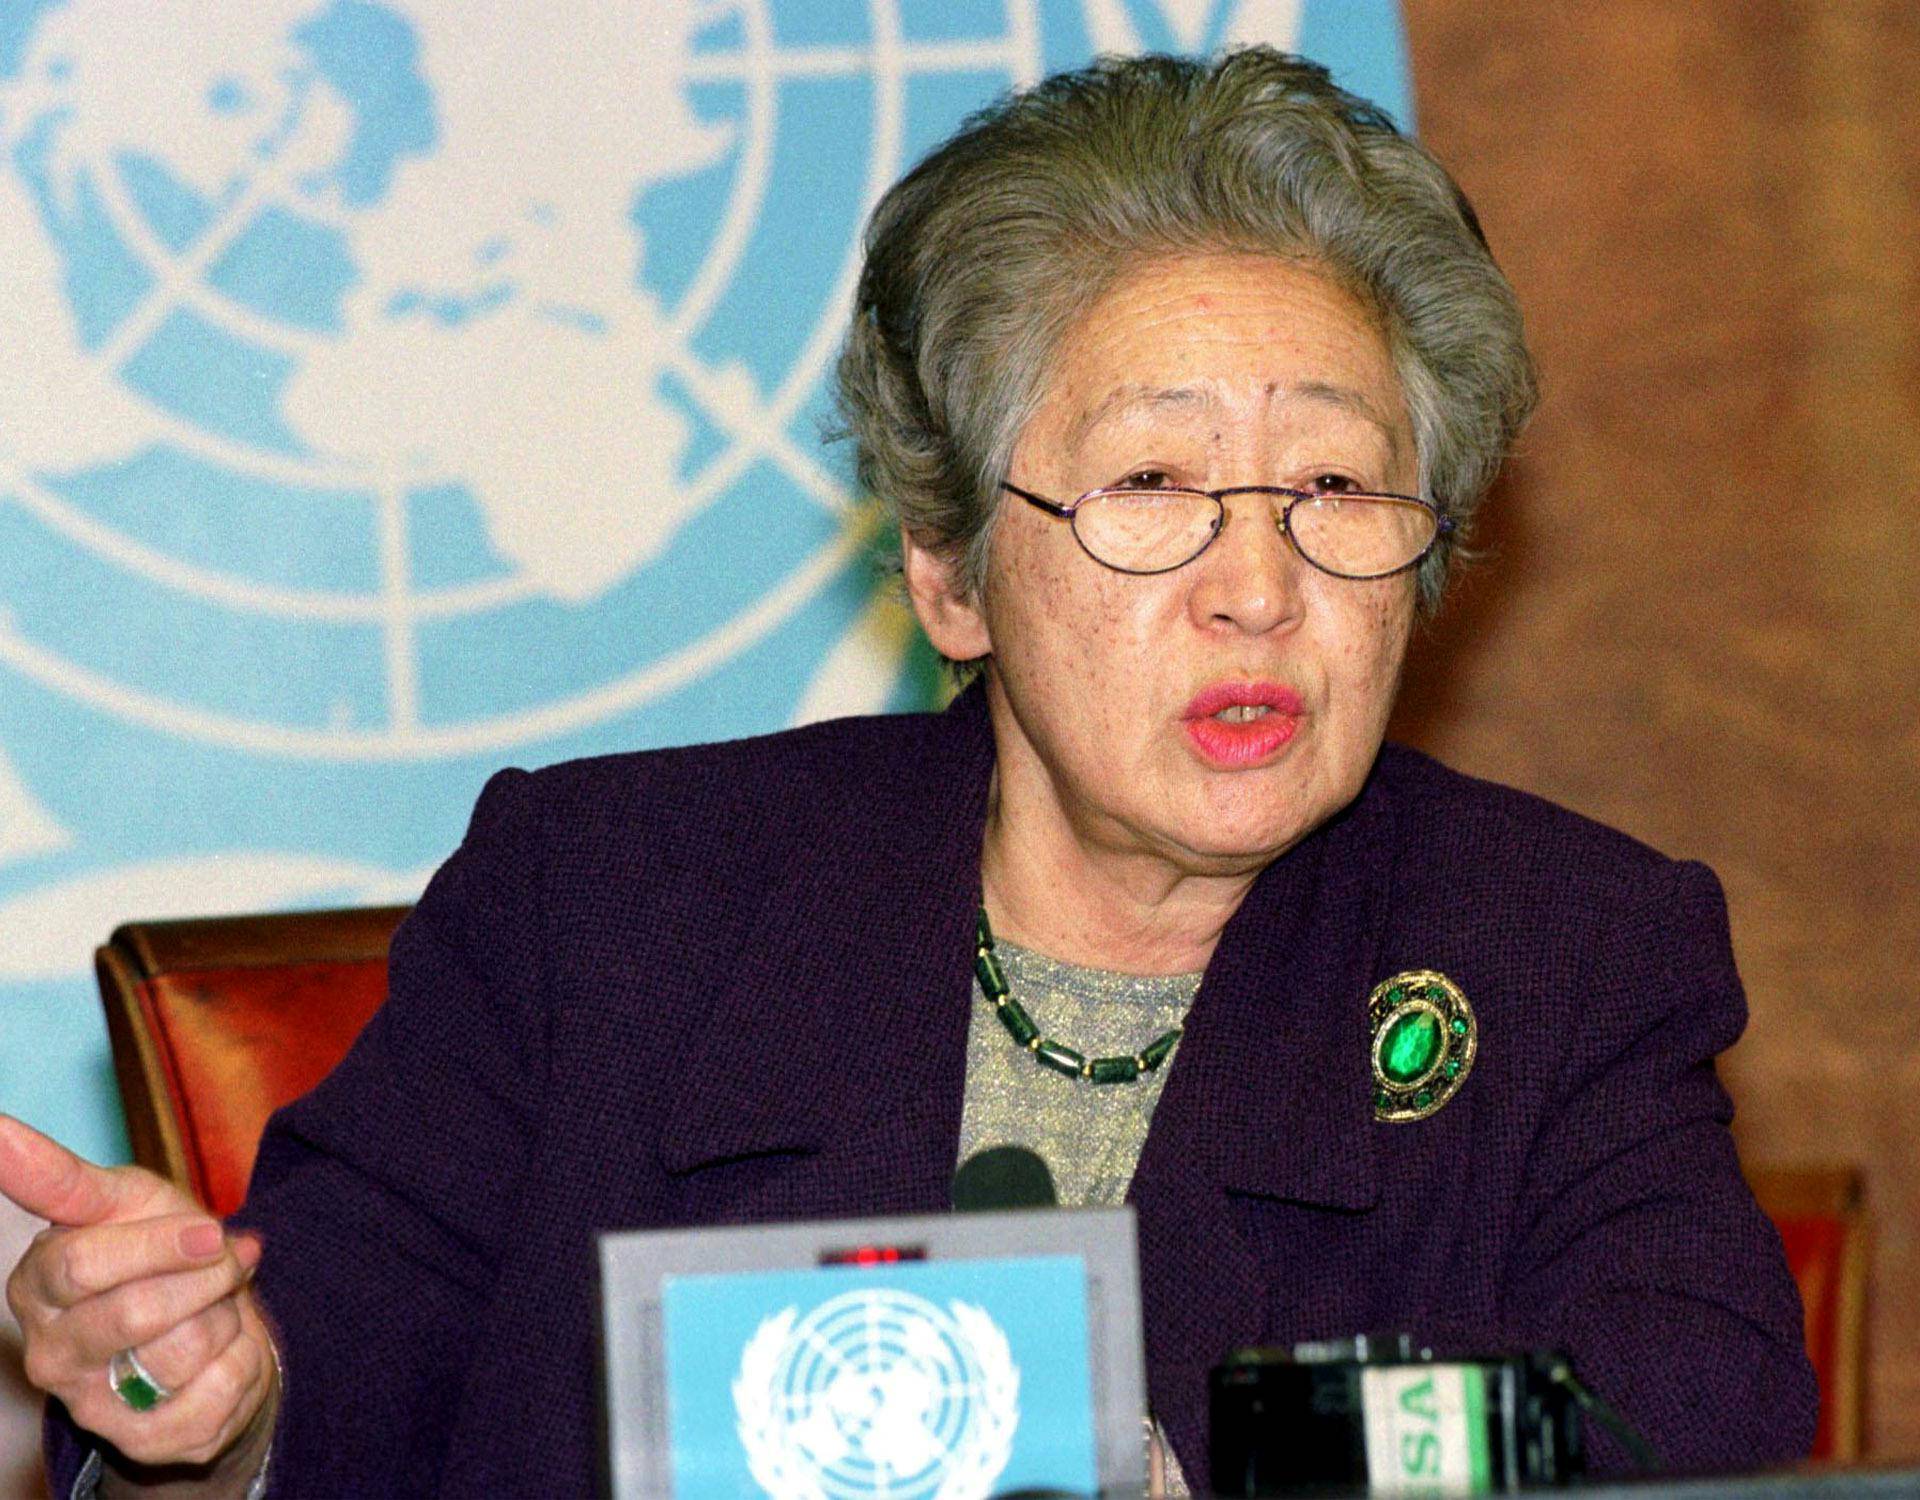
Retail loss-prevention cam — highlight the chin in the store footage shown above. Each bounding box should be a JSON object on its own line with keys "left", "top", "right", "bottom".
{"left": 1163, "top": 805, "right": 1316, "bottom": 868}
{"left": 1174, "top": 773, "right": 1341, "bottom": 863}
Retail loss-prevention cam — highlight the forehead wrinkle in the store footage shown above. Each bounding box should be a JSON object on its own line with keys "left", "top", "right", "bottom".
{"left": 1283, "top": 380, "right": 1406, "bottom": 463}
{"left": 1065, "top": 382, "right": 1220, "bottom": 453}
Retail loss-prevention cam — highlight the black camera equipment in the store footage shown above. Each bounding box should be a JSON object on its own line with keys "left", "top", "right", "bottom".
{"left": 1210, "top": 1335, "right": 1632, "bottom": 1496}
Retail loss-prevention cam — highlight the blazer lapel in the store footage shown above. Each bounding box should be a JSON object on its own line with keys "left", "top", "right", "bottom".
{"left": 654, "top": 698, "right": 1401, "bottom": 1492}
{"left": 1131, "top": 773, "right": 1396, "bottom": 1488}
{"left": 656, "top": 692, "right": 996, "bottom": 1219}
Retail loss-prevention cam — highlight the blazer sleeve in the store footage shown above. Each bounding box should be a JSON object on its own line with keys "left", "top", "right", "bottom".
{"left": 1502, "top": 858, "right": 1818, "bottom": 1475}
{"left": 38, "top": 769, "right": 552, "bottom": 1498}
{"left": 236, "top": 767, "right": 553, "bottom": 1495}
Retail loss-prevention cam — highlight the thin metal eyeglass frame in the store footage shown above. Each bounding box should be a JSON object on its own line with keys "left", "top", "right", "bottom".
{"left": 999, "top": 481, "right": 1452, "bottom": 580}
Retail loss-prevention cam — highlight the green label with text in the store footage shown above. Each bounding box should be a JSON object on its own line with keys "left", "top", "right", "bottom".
{"left": 1360, "top": 1364, "right": 1492, "bottom": 1496}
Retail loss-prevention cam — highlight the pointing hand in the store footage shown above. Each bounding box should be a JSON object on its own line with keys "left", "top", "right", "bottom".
{"left": 0, "top": 1114, "right": 279, "bottom": 1481}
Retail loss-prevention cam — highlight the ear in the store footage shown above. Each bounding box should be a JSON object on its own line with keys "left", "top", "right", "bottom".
{"left": 900, "top": 527, "right": 991, "bottom": 662}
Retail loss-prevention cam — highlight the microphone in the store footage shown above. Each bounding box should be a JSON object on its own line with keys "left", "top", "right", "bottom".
{"left": 951, "top": 1144, "right": 1058, "bottom": 1212}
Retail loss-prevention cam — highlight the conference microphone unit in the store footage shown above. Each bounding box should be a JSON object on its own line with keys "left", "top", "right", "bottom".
{"left": 1211, "top": 1335, "right": 1595, "bottom": 1496}
{"left": 601, "top": 1141, "right": 1150, "bottom": 1496}
{"left": 952, "top": 1143, "right": 1059, "bottom": 1212}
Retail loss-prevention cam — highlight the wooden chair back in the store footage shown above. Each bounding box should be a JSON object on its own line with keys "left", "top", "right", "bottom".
{"left": 1746, "top": 1164, "right": 1870, "bottom": 1462}
{"left": 95, "top": 907, "right": 409, "bottom": 1217}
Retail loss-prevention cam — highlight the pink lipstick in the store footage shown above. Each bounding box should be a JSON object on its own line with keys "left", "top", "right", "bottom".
{"left": 1182, "top": 680, "right": 1304, "bottom": 768}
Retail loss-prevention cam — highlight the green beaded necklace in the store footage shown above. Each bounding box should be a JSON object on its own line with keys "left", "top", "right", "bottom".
{"left": 973, "top": 908, "right": 1184, "bottom": 1085}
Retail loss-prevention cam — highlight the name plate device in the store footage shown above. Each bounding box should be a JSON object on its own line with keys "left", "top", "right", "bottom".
{"left": 1210, "top": 1338, "right": 1584, "bottom": 1496}
{"left": 599, "top": 1207, "right": 1146, "bottom": 1500}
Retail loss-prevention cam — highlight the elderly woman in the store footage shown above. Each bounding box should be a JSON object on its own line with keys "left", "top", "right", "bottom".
{"left": 7, "top": 48, "right": 1813, "bottom": 1497}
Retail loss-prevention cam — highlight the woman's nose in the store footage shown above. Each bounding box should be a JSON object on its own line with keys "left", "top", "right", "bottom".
{"left": 1185, "top": 493, "right": 1308, "bottom": 635}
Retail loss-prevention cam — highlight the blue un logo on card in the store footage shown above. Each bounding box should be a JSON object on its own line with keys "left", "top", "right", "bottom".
{"left": 733, "top": 1290, "right": 1020, "bottom": 1500}
{"left": 0, "top": 1, "right": 1405, "bottom": 1153}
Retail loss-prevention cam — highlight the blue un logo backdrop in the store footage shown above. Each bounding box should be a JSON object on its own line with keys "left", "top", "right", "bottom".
{"left": 665, "top": 1256, "right": 1096, "bottom": 1500}
{"left": 0, "top": 1, "right": 1408, "bottom": 1161}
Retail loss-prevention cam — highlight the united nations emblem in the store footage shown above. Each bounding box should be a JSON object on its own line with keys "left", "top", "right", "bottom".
{"left": 1369, "top": 970, "right": 1477, "bottom": 1123}
{"left": 732, "top": 1288, "right": 1020, "bottom": 1500}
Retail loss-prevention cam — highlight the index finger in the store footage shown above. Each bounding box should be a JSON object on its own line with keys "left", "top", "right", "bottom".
{"left": 28, "top": 1213, "right": 244, "bottom": 1313}
{"left": 0, "top": 1115, "right": 177, "bottom": 1228}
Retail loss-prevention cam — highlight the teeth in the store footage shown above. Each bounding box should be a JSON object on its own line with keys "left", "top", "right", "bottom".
{"left": 1214, "top": 704, "right": 1271, "bottom": 723}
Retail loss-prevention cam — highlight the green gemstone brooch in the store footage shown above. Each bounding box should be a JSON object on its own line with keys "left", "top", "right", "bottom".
{"left": 1369, "top": 969, "right": 1476, "bottom": 1123}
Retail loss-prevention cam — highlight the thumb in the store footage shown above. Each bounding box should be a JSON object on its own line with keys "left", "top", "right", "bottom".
{"left": 0, "top": 1114, "right": 178, "bottom": 1227}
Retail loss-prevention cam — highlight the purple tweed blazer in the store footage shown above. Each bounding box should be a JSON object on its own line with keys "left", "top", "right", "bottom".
{"left": 49, "top": 690, "right": 1815, "bottom": 1496}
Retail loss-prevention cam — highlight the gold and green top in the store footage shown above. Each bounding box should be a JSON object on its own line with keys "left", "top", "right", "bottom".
{"left": 957, "top": 934, "right": 1203, "bottom": 1493}
{"left": 956, "top": 933, "right": 1201, "bottom": 1208}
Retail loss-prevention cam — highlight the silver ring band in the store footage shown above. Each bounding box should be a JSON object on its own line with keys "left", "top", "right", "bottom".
{"left": 108, "top": 1347, "right": 172, "bottom": 1411}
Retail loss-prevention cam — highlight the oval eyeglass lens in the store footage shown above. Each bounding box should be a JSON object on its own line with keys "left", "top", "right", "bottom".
{"left": 1075, "top": 489, "right": 1218, "bottom": 572}
{"left": 1290, "top": 495, "right": 1436, "bottom": 577}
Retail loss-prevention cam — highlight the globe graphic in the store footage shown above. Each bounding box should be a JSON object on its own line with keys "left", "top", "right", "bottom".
{"left": 770, "top": 1290, "right": 1002, "bottom": 1500}
{"left": 0, "top": 0, "right": 1406, "bottom": 1207}
{"left": 0, "top": 0, "right": 1045, "bottom": 761}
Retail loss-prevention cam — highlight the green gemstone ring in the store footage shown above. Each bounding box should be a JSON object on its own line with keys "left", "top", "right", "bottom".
{"left": 1369, "top": 969, "right": 1476, "bottom": 1123}
{"left": 108, "top": 1346, "right": 172, "bottom": 1412}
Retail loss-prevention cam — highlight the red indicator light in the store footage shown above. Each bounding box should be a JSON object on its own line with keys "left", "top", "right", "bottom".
{"left": 818, "top": 1244, "right": 927, "bottom": 1266}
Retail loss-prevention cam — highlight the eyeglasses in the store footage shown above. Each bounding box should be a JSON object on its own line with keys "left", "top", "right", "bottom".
{"left": 1000, "top": 482, "right": 1451, "bottom": 579}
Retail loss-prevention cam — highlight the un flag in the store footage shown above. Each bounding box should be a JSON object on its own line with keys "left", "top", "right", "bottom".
{"left": 0, "top": 0, "right": 1408, "bottom": 1159}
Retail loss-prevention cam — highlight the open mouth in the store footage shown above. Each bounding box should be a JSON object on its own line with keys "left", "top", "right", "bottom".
{"left": 1182, "top": 682, "right": 1303, "bottom": 768}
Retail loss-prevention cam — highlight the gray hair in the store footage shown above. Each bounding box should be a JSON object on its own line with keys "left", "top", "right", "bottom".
{"left": 834, "top": 48, "right": 1538, "bottom": 613}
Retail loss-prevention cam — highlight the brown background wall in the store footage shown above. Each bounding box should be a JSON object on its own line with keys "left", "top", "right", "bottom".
{"left": 1393, "top": 1, "right": 1919, "bottom": 1460}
